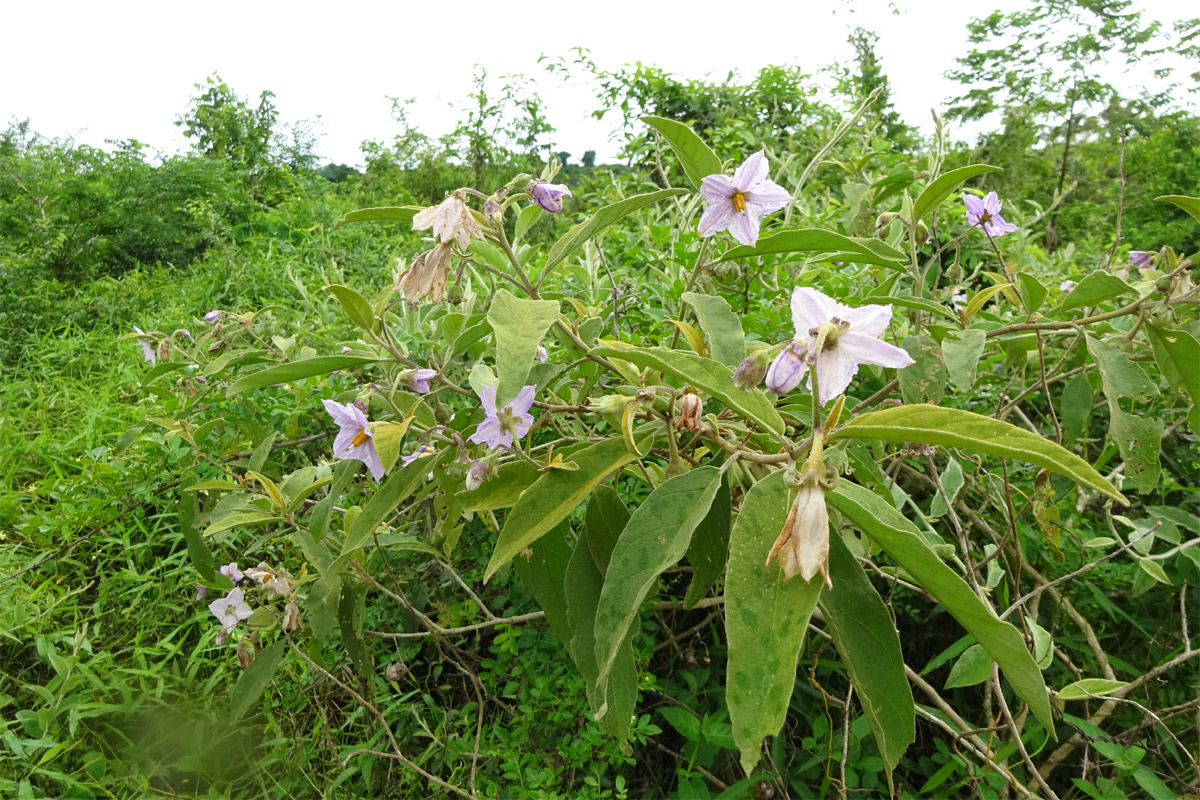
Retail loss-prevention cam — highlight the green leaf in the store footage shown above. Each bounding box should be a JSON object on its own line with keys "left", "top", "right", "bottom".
{"left": 1055, "top": 271, "right": 1136, "bottom": 314}
{"left": 371, "top": 420, "right": 412, "bottom": 476}
{"left": 929, "top": 458, "right": 963, "bottom": 518}
{"left": 681, "top": 291, "right": 746, "bottom": 367}
{"left": 1061, "top": 373, "right": 1093, "bottom": 444}
{"left": 1132, "top": 767, "right": 1177, "bottom": 800}
{"left": 820, "top": 532, "right": 915, "bottom": 784}
{"left": 726, "top": 471, "right": 823, "bottom": 773}
{"left": 339, "top": 583, "right": 371, "bottom": 677}
{"left": 227, "top": 356, "right": 382, "bottom": 397}
{"left": 942, "top": 329, "right": 986, "bottom": 392}
{"left": 1057, "top": 678, "right": 1129, "bottom": 701}
{"left": 326, "top": 284, "right": 377, "bottom": 333}
{"left": 898, "top": 335, "right": 948, "bottom": 405}
{"left": 1145, "top": 325, "right": 1200, "bottom": 408}
{"left": 826, "top": 481, "right": 1054, "bottom": 732}
{"left": 717, "top": 229, "right": 905, "bottom": 267}
{"left": 204, "top": 510, "right": 280, "bottom": 536}
{"left": 514, "top": 521, "right": 575, "bottom": 647}
{"left": 683, "top": 475, "right": 732, "bottom": 609}
{"left": 831, "top": 404, "right": 1126, "bottom": 505}
{"left": 594, "top": 467, "right": 724, "bottom": 710}
{"left": 1086, "top": 335, "right": 1159, "bottom": 404}
{"left": 1154, "top": 194, "right": 1200, "bottom": 225}
{"left": 641, "top": 116, "right": 723, "bottom": 189}
{"left": 1016, "top": 273, "right": 1048, "bottom": 314}
{"left": 457, "top": 461, "right": 540, "bottom": 511}
{"left": 592, "top": 341, "right": 784, "bottom": 435}
{"left": 335, "top": 205, "right": 423, "bottom": 226}
{"left": 945, "top": 644, "right": 992, "bottom": 688}
{"left": 1137, "top": 556, "right": 1171, "bottom": 585}
{"left": 586, "top": 486, "right": 630, "bottom": 574}
{"left": 230, "top": 640, "right": 286, "bottom": 722}
{"left": 514, "top": 203, "right": 541, "bottom": 242}
{"left": 911, "top": 164, "right": 1002, "bottom": 222}
{"left": 485, "top": 437, "right": 646, "bottom": 582}
{"left": 544, "top": 189, "right": 687, "bottom": 271}
{"left": 880, "top": 295, "right": 960, "bottom": 323}
{"left": 487, "top": 288, "right": 560, "bottom": 406}
{"left": 1110, "top": 408, "right": 1162, "bottom": 494}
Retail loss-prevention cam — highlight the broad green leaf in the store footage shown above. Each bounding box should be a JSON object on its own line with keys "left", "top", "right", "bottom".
{"left": 898, "top": 335, "right": 948, "bottom": 405}
{"left": 929, "top": 458, "right": 963, "bottom": 518}
{"left": 594, "top": 467, "right": 724, "bottom": 710}
{"left": 911, "top": 164, "right": 1001, "bottom": 222}
{"left": 230, "top": 640, "right": 286, "bottom": 722}
{"left": 963, "top": 284, "right": 1009, "bottom": 318}
{"left": 334, "top": 205, "right": 423, "bottom": 226}
{"left": 487, "top": 288, "right": 560, "bottom": 406}
{"left": 586, "top": 486, "right": 630, "bottom": 573}
{"left": 227, "top": 356, "right": 382, "bottom": 397}
{"left": 1016, "top": 273, "right": 1048, "bottom": 314}
{"left": 371, "top": 420, "right": 412, "bottom": 475}
{"left": 717, "top": 229, "right": 905, "bottom": 267}
{"left": 514, "top": 203, "right": 541, "bottom": 242}
{"left": 178, "top": 478, "right": 226, "bottom": 586}
{"left": 457, "top": 461, "right": 540, "bottom": 511}
{"left": 1132, "top": 767, "right": 1177, "bottom": 800}
{"left": 1145, "top": 325, "right": 1200, "bottom": 408}
{"left": 682, "top": 291, "right": 746, "bottom": 367}
{"left": 1061, "top": 373, "right": 1093, "bottom": 444}
{"left": 326, "top": 284, "right": 377, "bottom": 333}
{"left": 683, "top": 475, "right": 732, "bottom": 609}
{"left": 204, "top": 510, "right": 280, "bottom": 536}
{"left": 1137, "top": 555, "right": 1171, "bottom": 585}
{"left": 593, "top": 341, "right": 784, "bottom": 435}
{"left": 339, "top": 583, "right": 371, "bottom": 677}
{"left": 1057, "top": 678, "right": 1130, "bottom": 701}
{"left": 827, "top": 481, "right": 1054, "bottom": 732}
{"left": 514, "top": 521, "right": 575, "bottom": 646}
{"left": 566, "top": 526, "right": 637, "bottom": 749}
{"left": 1056, "top": 271, "right": 1136, "bottom": 314}
{"left": 945, "top": 643, "right": 992, "bottom": 688}
{"left": 1154, "top": 194, "right": 1200, "bottom": 225}
{"left": 1086, "top": 335, "right": 1159, "bottom": 404}
{"left": 485, "top": 437, "right": 646, "bottom": 582}
{"left": 543, "top": 189, "right": 687, "bottom": 270}
{"left": 831, "top": 404, "right": 1126, "bottom": 504}
{"left": 726, "top": 471, "right": 823, "bottom": 773}
{"left": 820, "top": 532, "right": 915, "bottom": 784}
{"left": 942, "top": 329, "right": 986, "bottom": 392}
{"left": 641, "top": 116, "right": 723, "bottom": 189}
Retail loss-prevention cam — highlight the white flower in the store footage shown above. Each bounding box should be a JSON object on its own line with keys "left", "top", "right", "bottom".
{"left": 209, "top": 588, "right": 253, "bottom": 632}
{"left": 766, "top": 481, "right": 831, "bottom": 586}
{"left": 698, "top": 150, "right": 792, "bottom": 247}
{"left": 245, "top": 564, "right": 293, "bottom": 598}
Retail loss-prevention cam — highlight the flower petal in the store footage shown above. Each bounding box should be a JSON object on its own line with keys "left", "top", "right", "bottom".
{"left": 840, "top": 302, "right": 893, "bottom": 338}
{"left": 744, "top": 179, "right": 792, "bottom": 215}
{"left": 963, "top": 194, "right": 984, "bottom": 225}
{"left": 728, "top": 210, "right": 761, "bottom": 247}
{"left": 811, "top": 349, "right": 859, "bottom": 405}
{"left": 731, "top": 150, "right": 769, "bottom": 191}
{"left": 838, "top": 332, "right": 915, "bottom": 369}
{"left": 412, "top": 205, "right": 437, "bottom": 232}
{"left": 323, "top": 399, "right": 359, "bottom": 430}
{"left": 697, "top": 198, "right": 735, "bottom": 238}
{"left": 765, "top": 343, "right": 808, "bottom": 394}
{"left": 790, "top": 287, "right": 837, "bottom": 335}
{"left": 468, "top": 417, "right": 506, "bottom": 448}
{"left": 983, "top": 191, "right": 1002, "bottom": 217}
{"left": 512, "top": 412, "right": 534, "bottom": 439}
{"left": 477, "top": 385, "right": 498, "bottom": 416}
{"left": 699, "top": 173, "right": 734, "bottom": 203}
{"left": 333, "top": 427, "right": 359, "bottom": 457}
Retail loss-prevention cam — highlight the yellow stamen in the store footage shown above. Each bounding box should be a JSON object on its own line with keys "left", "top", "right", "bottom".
{"left": 732, "top": 192, "right": 747, "bottom": 213}
{"left": 351, "top": 428, "right": 370, "bottom": 447}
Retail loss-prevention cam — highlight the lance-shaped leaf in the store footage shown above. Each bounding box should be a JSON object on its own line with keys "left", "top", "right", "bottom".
{"left": 227, "top": 356, "right": 382, "bottom": 397}
{"left": 911, "top": 164, "right": 1001, "bottom": 222}
{"left": 593, "top": 341, "right": 784, "bottom": 435}
{"left": 484, "top": 436, "right": 647, "bottom": 582}
{"left": 717, "top": 229, "right": 905, "bottom": 267}
{"left": 830, "top": 404, "right": 1126, "bottom": 505}
{"left": 820, "top": 532, "right": 915, "bottom": 788}
{"left": 543, "top": 189, "right": 687, "bottom": 271}
{"left": 334, "top": 205, "right": 424, "bottom": 226}
{"left": 726, "top": 471, "right": 823, "bottom": 773}
{"left": 1146, "top": 325, "right": 1200, "bottom": 408}
{"left": 827, "top": 481, "right": 1054, "bottom": 732}
{"left": 641, "top": 116, "right": 723, "bottom": 189}
{"left": 593, "top": 467, "right": 724, "bottom": 713}
{"left": 487, "top": 288, "right": 560, "bottom": 406}
{"left": 682, "top": 291, "right": 746, "bottom": 367}
{"left": 1155, "top": 194, "right": 1200, "bottom": 225}
{"left": 514, "top": 521, "right": 575, "bottom": 647}
{"left": 586, "top": 486, "right": 630, "bottom": 573}
{"left": 326, "top": 284, "right": 377, "bottom": 333}
{"left": 456, "top": 461, "right": 540, "bottom": 512}
{"left": 683, "top": 475, "right": 732, "bottom": 609}
{"left": 230, "top": 640, "right": 286, "bottom": 722}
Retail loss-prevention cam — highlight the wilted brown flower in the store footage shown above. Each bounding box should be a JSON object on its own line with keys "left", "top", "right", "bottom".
{"left": 397, "top": 243, "right": 453, "bottom": 302}
{"left": 676, "top": 392, "right": 703, "bottom": 431}
{"left": 765, "top": 475, "right": 832, "bottom": 587}
{"left": 412, "top": 191, "right": 481, "bottom": 248}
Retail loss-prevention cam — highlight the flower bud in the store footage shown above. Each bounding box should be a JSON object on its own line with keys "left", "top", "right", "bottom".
{"left": 732, "top": 349, "right": 772, "bottom": 391}
{"left": 587, "top": 394, "right": 633, "bottom": 417}
{"left": 282, "top": 602, "right": 301, "bottom": 632}
{"left": 914, "top": 221, "right": 930, "bottom": 246}
{"left": 765, "top": 480, "right": 831, "bottom": 586}
{"left": 874, "top": 212, "right": 897, "bottom": 237}
{"left": 765, "top": 340, "right": 809, "bottom": 395}
{"left": 676, "top": 392, "right": 703, "bottom": 432}
{"left": 174, "top": 328, "right": 192, "bottom": 341}
{"left": 236, "top": 639, "right": 253, "bottom": 669}
{"left": 464, "top": 459, "right": 492, "bottom": 491}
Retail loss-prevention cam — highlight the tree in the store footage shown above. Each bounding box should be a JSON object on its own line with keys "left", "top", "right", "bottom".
{"left": 581, "top": 150, "right": 596, "bottom": 168}
{"left": 176, "top": 74, "right": 278, "bottom": 190}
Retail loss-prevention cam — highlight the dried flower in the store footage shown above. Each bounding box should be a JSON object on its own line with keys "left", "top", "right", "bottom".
{"left": 397, "top": 242, "right": 453, "bottom": 303}
{"left": 766, "top": 477, "right": 832, "bottom": 586}
{"left": 468, "top": 385, "right": 536, "bottom": 450}
{"left": 323, "top": 399, "right": 384, "bottom": 482}
{"left": 676, "top": 392, "right": 703, "bottom": 431}
{"left": 698, "top": 150, "right": 792, "bottom": 247}
{"left": 964, "top": 191, "right": 1018, "bottom": 237}
{"left": 209, "top": 588, "right": 253, "bottom": 632}
{"left": 530, "top": 181, "right": 572, "bottom": 213}
{"left": 282, "top": 602, "right": 301, "bottom": 632}
{"left": 245, "top": 563, "right": 294, "bottom": 599}
{"left": 412, "top": 191, "right": 481, "bottom": 248}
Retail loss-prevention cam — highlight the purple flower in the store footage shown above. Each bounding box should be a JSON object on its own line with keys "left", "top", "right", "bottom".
{"left": 194, "top": 585, "right": 207, "bottom": 601}
{"left": 534, "top": 345, "right": 548, "bottom": 363}
{"left": 1059, "top": 280, "right": 1076, "bottom": 293}
{"left": 775, "top": 287, "right": 916, "bottom": 406}
{"left": 1129, "top": 250, "right": 1153, "bottom": 269}
{"left": 698, "top": 150, "right": 792, "bottom": 247}
{"left": 204, "top": 310, "right": 221, "bottom": 323}
{"left": 402, "top": 445, "right": 430, "bottom": 465}
{"left": 468, "top": 385, "right": 536, "bottom": 450}
{"left": 964, "top": 192, "right": 1018, "bottom": 237}
{"left": 530, "top": 181, "right": 572, "bottom": 213}
{"left": 952, "top": 292, "right": 968, "bottom": 310}
{"left": 133, "top": 327, "right": 156, "bottom": 365}
{"left": 403, "top": 368, "right": 438, "bottom": 394}
{"left": 323, "top": 399, "right": 384, "bottom": 482}
{"left": 220, "top": 562, "right": 244, "bottom": 583}
{"left": 209, "top": 588, "right": 253, "bottom": 632}
{"left": 765, "top": 339, "right": 809, "bottom": 395}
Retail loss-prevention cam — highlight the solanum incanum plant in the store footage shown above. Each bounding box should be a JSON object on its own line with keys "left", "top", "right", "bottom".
{"left": 130, "top": 117, "right": 1200, "bottom": 798}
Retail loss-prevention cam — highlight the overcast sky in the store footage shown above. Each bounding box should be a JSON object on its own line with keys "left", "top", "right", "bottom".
{"left": 2, "top": 0, "right": 1192, "bottom": 166}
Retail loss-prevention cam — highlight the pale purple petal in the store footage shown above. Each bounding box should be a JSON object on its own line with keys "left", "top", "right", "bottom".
{"left": 220, "top": 562, "right": 244, "bottom": 583}
{"left": 743, "top": 179, "right": 792, "bottom": 215}
{"left": 728, "top": 211, "right": 761, "bottom": 247}
{"left": 477, "top": 385, "right": 498, "bottom": 416}
{"left": 840, "top": 303, "right": 893, "bottom": 338}
{"left": 1129, "top": 250, "right": 1152, "bottom": 268}
{"left": 982, "top": 192, "right": 1002, "bottom": 217}
{"left": 531, "top": 182, "right": 571, "bottom": 213}
{"left": 358, "top": 442, "right": 385, "bottom": 482}
{"left": 811, "top": 349, "right": 859, "bottom": 406}
{"left": 406, "top": 368, "right": 437, "bottom": 394}
{"left": 133, "top": 327, "right": 156, "bottom": 365}
{"left": 323, "top": 399, "right": 360, "bottom": 430}
{"left": 765, "top": 342, "right": 808, "bottom": 394}
{"left": 731, "top": 150, "right": 769, "bottom": 192}
{"left": 838, "top": 332, "right": 916, "bottom": 369}
{"left": 469, "top": 417, "right": 507, "bottom": 448}
{"left": 963, "top": 194, "right": 985, "bottom": 226}
{"left": 204, "top": 310, "right": 220, "bottom": 323}
{"left": 790, "top": 287, "right": 837, "bottom": 335}
{"left": 195, "top": 585, "right": 207, "bottom": 601}
{"left": 699, "top": 173, "right": 735, "bottom": 204}
{"left": 333, "top": 427, "right": 359, "bottom": 457}
{"left": 511, "top": 413, "right": 535, "bottom": 439}
{"left": 509, "top": 385, "right": 537, "bottom": 416}
{"left": 987, "top": 217, "right": 1018, "bottom": 236}
{"left": 697, "top": 198, "right": 736, "bottom": 238}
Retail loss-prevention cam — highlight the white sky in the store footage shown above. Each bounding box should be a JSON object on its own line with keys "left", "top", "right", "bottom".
{"left": 1, "top": 0, "right": 1192, "bottom": 167}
